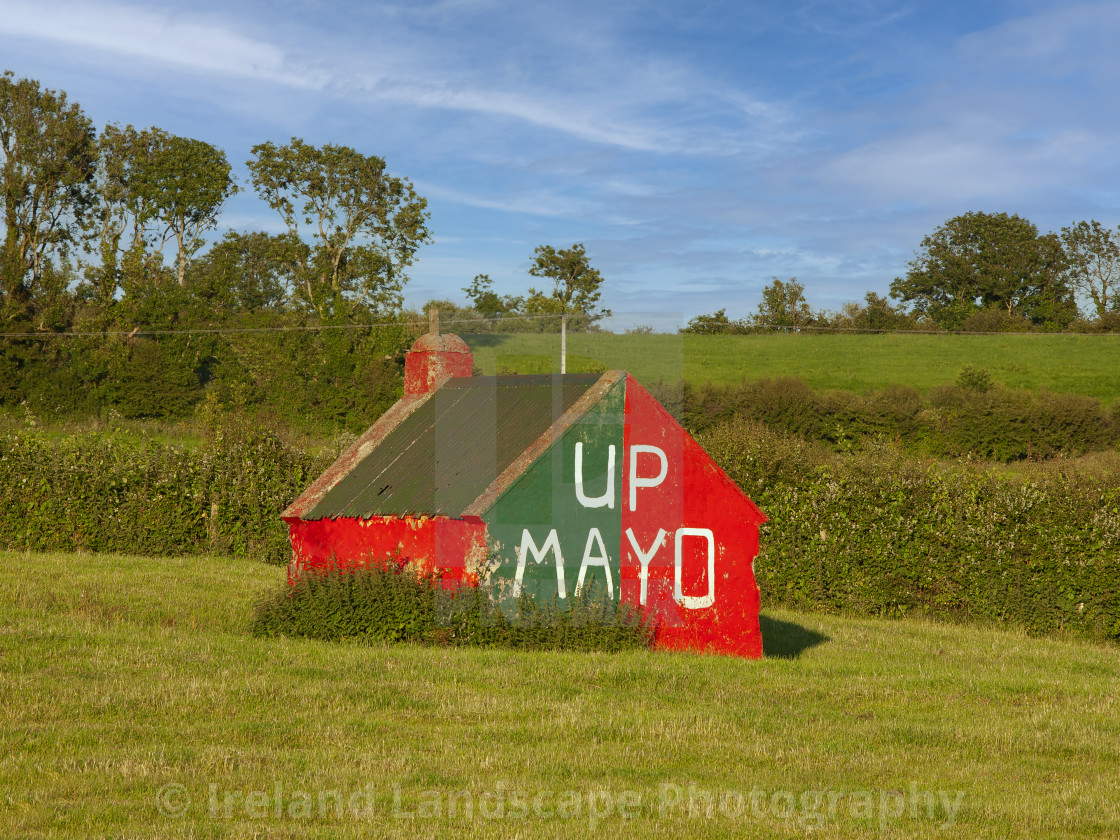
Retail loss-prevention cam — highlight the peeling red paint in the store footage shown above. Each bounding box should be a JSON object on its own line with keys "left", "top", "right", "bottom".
{"left": 403, "top": 333, "right": 473, "bottom": 396}
{"left": 285, "top": 514, "right": 486, "bottom": 588}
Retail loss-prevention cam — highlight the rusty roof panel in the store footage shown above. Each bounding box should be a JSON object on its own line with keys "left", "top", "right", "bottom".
{"left": 303, "top": 374, "right": 603, "bottom": 520}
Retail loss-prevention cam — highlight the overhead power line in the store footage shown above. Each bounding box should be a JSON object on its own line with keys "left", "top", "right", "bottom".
{"left": 0, "top": 314, "right": 1117, "bottom": 340}
{"left": 0, "top": 313, "right": 572, "bottom": 339}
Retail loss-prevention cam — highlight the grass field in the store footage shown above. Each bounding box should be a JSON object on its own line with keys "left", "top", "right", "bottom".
{"left": 2, "top": 551, "right": 1118, "bottom": 839}
{"left": 464, "top": 332, "right": 1120, "bottom": 403}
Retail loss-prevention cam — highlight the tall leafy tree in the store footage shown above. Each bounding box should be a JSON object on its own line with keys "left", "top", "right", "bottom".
{"left": 134, "top": 129, "right": 237, "bottom": 286}
{"left": 83, "top": 124, "right": 155, "bottom": 306}
{"left": 891, "top": 211, "right": 1072, "bottom": 329}
{"left": 247, "top": 139, "right": 430, "bottom": 320}
{"left": 83, "top": 125, "right": 132, "bottom": 307}
{"left": 527, "top": 243, "right": 608, "bottom": 372}
{"left": 1060, "top": 220, "right": 1120, "bottom": 318}
{"left": 753, "top": 277, "right": 813, "bottom": 328}
{"left": 83, "top": 125, "right": 236, "bottom": 304}
{"left": 0, "top": 71, "right": 96, "bottom": 320}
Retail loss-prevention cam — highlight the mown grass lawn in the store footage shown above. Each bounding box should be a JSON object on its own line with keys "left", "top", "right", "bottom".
{"left": 2, "top": 550, "right": 1118, "bottom": 839}
{"left": 464, "top": 332, "right": 1120, "bottom": 403}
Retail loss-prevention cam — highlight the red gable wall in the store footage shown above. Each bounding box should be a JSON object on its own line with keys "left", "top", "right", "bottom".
{"left": 620, "top": 375, "right": 767, "bottom": 657}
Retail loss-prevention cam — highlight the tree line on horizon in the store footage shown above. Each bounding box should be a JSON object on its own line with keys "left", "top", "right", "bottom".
{"left": 684, "top": 212, "right": 1120, "bottom": 335}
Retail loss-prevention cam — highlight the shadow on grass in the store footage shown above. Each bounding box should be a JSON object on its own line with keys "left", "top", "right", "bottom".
{"left": 760, "top": 614, "right": 829, "bottom": 659}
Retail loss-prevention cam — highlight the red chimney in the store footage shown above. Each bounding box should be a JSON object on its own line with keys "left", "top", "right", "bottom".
{"left": 403, "top": 309, "right": 473, "bottom": 396}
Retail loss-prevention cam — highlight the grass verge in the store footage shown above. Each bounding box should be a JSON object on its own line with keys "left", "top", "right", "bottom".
{"left": 1, "top": 550, "right": 1117, "bottom": 839}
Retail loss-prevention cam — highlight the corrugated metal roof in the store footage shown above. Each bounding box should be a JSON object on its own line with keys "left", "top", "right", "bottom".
{"left": 304, "top": 374, "right": 603, "bottom": 520}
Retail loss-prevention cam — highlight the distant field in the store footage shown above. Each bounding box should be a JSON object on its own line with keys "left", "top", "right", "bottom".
{"left": 463, "top": 333, "right": 1120, "bottom": 403}
{"left": 3, "top": 550, "right": 1118, "bottom": 839}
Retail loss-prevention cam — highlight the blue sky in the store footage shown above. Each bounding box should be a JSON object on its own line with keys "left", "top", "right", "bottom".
{"left": 3, "top": 0, "right": 1118, "bottom": 327}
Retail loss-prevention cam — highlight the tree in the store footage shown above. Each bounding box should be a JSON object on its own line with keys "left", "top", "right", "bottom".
{"left": 680, "top": 308, "right": 750, "bottom": 334}
{"left": 462, "top": 273, "right": 523, "bottom": 322}
{"left": 891, "top": 211, "right": 1072, "bottom": 329}
{"left": 83, "top": 124, "right": 135, "bottom": 307}
{"left": 1060, "top": 220, "right": 1120, "bottom": 318}
{"left": 828, "top": 292, "right": 919, "bottom": 331}
{"left": 247, "top": 139, "right": 430, "bottom": 320}
{"left": 133, "top": 129, "right": 237, "bottom": 286}
{"left": 860, "top": 291, "right": 918, "bottom": 330}
{"left": 83, "top": 124, "right": 159, "bottom": 306}
{"left": 527, "top": 243, "right": 608, "bottom": 372}
{"left": 80, "top": 124, "right": 237, "bottom": 308}
{"left": 0, "top": 71, "right": 96, "bottom": 321}
{"left": 753, "top": 277, "right": 813, "bottom": 329}
{"left": 189, "top": 230, "right": 293, "bottom": 314}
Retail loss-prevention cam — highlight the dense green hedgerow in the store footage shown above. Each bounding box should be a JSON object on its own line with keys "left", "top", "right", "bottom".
{"left": 699, "top": 417, "right": 1120, "bottom": 642}
{"left": 683, "top": 373, "right": 1120, "bottom": 461}
{"left": 0, "top": 427, "right": 334, "bottom": 563}
{"left": 251, "top": 562, "right": 654, "bottom": 652}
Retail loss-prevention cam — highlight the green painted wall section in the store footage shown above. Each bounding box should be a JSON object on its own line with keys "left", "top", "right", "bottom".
{"left": 482, "top": 380, "right": 624, "bottom": 608}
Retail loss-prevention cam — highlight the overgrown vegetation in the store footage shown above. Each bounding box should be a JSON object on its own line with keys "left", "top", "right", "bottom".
{"left": 684, "top": 369, "right": 1120, "bottom": 461}
{"left": 0, "top": 421, "right": 333, "bottom": 563}
{"left": 700, "top": 418, "right": 1120, "bottom": 643}
{"left": 252, "top": 562, "right": 653, "bottom": 652}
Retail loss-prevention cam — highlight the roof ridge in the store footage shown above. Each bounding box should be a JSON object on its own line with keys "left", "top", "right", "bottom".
{"left": 461, "top": 370, "right": 626, "bottom": 518}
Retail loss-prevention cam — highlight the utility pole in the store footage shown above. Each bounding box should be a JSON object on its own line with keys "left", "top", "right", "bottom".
{"left": 561, "top": 312, "right": 567, "bottom": 374}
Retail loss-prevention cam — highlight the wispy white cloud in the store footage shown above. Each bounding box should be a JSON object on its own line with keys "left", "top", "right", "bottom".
{"left": 812, "top": 1, "right": 1120, "bottom": 207}
{"left": 414, "top": 180, "right": 593, "bottom": 219}
{"left": 355, "top": 77, "right": 673, "bottom": 153}
{"left": 957, "top": 0, "right": 1120, "bottom": 75}
{"left": 2, "top": 0, "right": 795, "bottom": 158}
{"left": 793, "top": 0, "right": 917, "bottom": 37}
{"left": 2, "top": 0, "right": 329, "bottom": 88}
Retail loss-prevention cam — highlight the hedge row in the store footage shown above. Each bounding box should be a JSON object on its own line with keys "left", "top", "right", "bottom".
{"left": 0, "top": 429, "right": 333, "bottom": 564}
{"left": 699, "top": 418, "right": 1120, "bottom": 642}
{"left": 683, "top": 373, "right": 1120, "bottom": 462}
{"left": 3, "top": 423, "right": 1118, "bottom": 642}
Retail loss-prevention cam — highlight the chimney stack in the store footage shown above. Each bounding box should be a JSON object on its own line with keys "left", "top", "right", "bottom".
{"left": 403, "top": 308, "right": 473, "bottom": 396}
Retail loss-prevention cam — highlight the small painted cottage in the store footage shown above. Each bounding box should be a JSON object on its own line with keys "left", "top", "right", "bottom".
{"left": 283, "top": 326, "right": 767, "bottom": 657}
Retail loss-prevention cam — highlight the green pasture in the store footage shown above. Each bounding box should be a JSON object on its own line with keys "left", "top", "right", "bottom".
{"left": 464, "top": 332, "right": 1120, "bottom": 402}
{"left": 2, "top": 550, "right": 1117, "bottom": 839}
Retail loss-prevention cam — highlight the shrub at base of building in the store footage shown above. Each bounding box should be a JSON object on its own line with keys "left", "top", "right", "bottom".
{"left": 251, "top": 562, "right": 654, "bottom": 652}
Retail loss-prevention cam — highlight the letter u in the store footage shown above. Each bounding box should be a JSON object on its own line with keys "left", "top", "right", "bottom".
{"left": 574, "top": 442, "right": 615, "bottom": 509}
